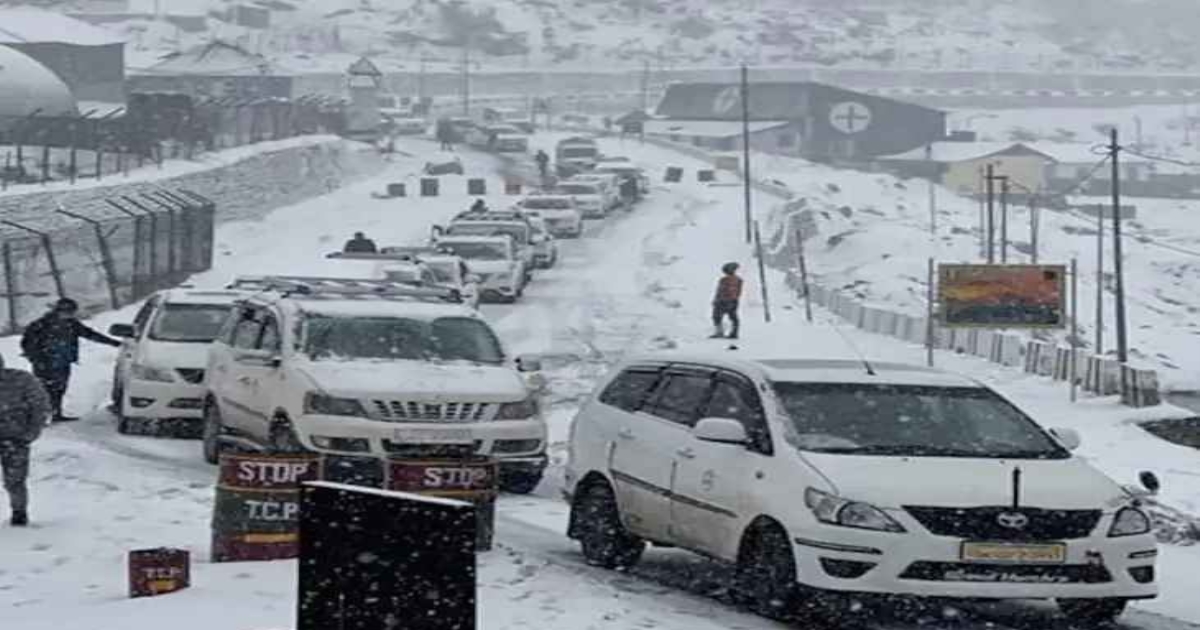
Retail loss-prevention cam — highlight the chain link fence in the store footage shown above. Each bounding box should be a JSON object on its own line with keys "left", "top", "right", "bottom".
{"left": 0, "top": 187, "right": 215, "bottom": 334}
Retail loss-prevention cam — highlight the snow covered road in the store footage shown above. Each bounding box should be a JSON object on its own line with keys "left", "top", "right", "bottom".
{"left": 2, "top": 135, "right": 1200, "bottom": 630}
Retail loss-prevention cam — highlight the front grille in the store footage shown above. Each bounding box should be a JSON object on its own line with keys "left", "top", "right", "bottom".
{"left": 904, "top": 506, "right": 1102, "bottom": 541}
{"left": 900, "top": 562, "right": 1112, "bottom": 584}
{"left": 383, "top": 442, "right": 482, "bottom": 458}
{"left": 176, "top": 368, "right": 205, "bottom": 384}
{"left": 371, "top": 400, "right": 494, "bottom": 423}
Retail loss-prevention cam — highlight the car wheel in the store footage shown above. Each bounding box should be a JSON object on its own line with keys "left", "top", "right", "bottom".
{"left": 501, "top": 469, "right": 544, "bottom": 495}
{"left": 573, "top": 482, "right": 645, "bottom": 569}
{"left": 201, "top": 398, "right": 226, "bottom": 465}
{"left": 1058, "top": 598, "right": 1128, "bottom": 625}
{"left": 734, "top": 523, "right": 799, "bottom": 620}
{"left": 269, "top": 417, "right": 306, "bottom": 454}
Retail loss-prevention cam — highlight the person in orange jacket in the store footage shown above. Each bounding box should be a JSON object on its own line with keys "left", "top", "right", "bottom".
{"left": 711, "top": 262, "right": 743, "bottom": 339}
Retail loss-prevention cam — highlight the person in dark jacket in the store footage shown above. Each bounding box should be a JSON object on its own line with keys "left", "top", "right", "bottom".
{"left": 535, "top": 150, "right": 550, "bottom": 180}
{"left": 343, "top": 232, "right": 378, "bottom": 254}
{"left": 20, "top": 298, "right": 121, "bottom": 423}
{"left": 469, "top": 199, "right": 488, "bottom": 214}
{"left": 0, "top": 352, "right": 51, "bottom": 526}
{"left": 711, "top": 262, "right": 744, "bottom": 339}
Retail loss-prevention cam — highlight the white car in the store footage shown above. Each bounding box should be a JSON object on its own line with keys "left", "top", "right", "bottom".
{"left": 324, "top": 252, "right": 475, "bottom": 307}
{"left": 440, "top": 214, "right": 537, "bottom": 273}
{"left": 384, "top": 249, "right": 482, "bottom": 310}
{"left": 571, "top": 173, "right": 623, "bottom": 210}
{"left": 565, "top": 354, "right": 1158, "bottom": 624}
{"left": 555, "top": 180, "right": 608, "bottom": 219}
{"left": 389, "top": 117, "right": 428, "bottom": 135}
{"left": 433, "top": 235, "right": 529, "bottom": 303}
{"left": 595, "top": 164, "right": 651, "bottom": 195}
{"left": 515, "top": 195, "right": 584, "bottom": 238}
{"left": 524, "top": 215, "right": 558, "bottom": 269}
{"left": 108, "top": 288, "right": 249, "bottom": 435}
{"left": 203, "top": 276, "right": 548, "bottom": 494}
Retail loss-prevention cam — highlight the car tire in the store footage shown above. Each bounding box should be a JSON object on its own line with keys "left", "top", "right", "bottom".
{"left": 201, "top": 397, "right": 226, "bottom": 465}
{"left": 1057, "top": 598, "right": 1128, "bottom": 624}
{"left": 269, "top": 416, "right": 306, "bottom": 454}
{"left": 573, "top": 482, "right": 645, "bottom": 569}
{"left": 734, "top": 523, "right": 799, "bottom": 621}
{"left": 501, "top": 469, "right": 544, "bottom": 495}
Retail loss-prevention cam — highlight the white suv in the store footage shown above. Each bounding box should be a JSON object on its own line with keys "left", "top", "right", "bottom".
{"left": 433, "top": 235, "right": 528, "bottom": 303}
{"left": 565, "top": 354, "right": 1159, "bottom": 624}
{"left": 516, "top": 195, "right": 584, "bottom": 238}
{"left": 202, "top": 276, "right": 548, "bottom": 493}
{"left": 108, "top": 288, "right": 248, "bottom": 435}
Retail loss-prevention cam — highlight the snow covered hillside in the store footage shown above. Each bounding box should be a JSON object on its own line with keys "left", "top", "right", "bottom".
{"left": 37, "top": 0, "right": 1198, "bottom": 74}
{"left": 3, "top": 132, "right": 1200, "bottom": 629}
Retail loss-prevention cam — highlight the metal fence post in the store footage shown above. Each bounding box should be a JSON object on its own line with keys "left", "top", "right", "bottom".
{"left": 0, "top": 220, "right": 64, "bottom": 298}
{"left": 121, "top": 196, "right": 161, "bottom": 291}
{"left": 2, "top": 239, "right": 17, "bottom": 334}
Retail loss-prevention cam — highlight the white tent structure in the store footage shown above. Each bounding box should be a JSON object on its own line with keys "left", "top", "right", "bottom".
{"left": 0, "top": 44, "right": 77, "bottom": 119}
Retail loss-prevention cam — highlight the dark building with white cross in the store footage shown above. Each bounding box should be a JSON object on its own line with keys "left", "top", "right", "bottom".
{"left": 651, "top": 81, "right": 946, "bottom": 162}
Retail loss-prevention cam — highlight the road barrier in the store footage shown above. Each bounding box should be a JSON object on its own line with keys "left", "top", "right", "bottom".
{"left": 386, "top": 183, "right": 407, "bottom": 197}
{"left": 211, "top": 452, "right": 323, "bottom": 562}
{"left": 128, "top": 548, "right": 190, "bottom": 598}
{"left": 420, "top": 177, "right": 440, "bottom": 197}
{"left": 387, "top": 458, "right": 498, "bottom": 552}
{"left": 664, "top": 167, "right": 683, "bottom": 183}
{"left": 697, "top": 169, "right": 715, "bottom": 182}
{"left": 468, "top": 178, "right": 487, "bottom": 195}
{"left": 505, "top": 181, "right": 523, "bottom": 195}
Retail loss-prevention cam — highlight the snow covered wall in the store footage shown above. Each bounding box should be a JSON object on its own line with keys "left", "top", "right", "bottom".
{"left": 0, "top": 137, "right": 385, "bottom": 331}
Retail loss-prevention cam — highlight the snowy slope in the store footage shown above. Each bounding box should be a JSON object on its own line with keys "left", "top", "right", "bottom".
{"left": 3, "top": 132, "right": 1200, "bottom": 629}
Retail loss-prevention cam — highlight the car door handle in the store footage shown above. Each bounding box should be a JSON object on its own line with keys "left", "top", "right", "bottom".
{"left": 676, "top": 447, "right": 696, "bottom": 459}
{"left": 617, "top": 428, "right": 634, "bottom": 440}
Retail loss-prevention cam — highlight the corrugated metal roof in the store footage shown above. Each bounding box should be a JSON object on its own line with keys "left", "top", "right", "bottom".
{"left": 644, "top": 119, "right": 790, "bottom": 139}
{"left": 144, "top": 40, "right": 279, "bottom": 76}
{"left": 0, "top": 45, "right": 77, "bottom": 117}
{"left": 879, "top": 141, "right": 1153, "bottom": 165}
{"left": 655, "top": 81, "right": 942, "bottom": 121}
{"left": 0, "top": 9, "right": 124, "bottom": 46}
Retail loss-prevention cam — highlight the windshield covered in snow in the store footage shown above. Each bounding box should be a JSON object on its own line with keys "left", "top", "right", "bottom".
{"left": 148, "top": 304, "right": 233, "bottom": 343}
{"left": 447, "top": 223, "right": 529, "bottom": 243}
{"left": 522, "top": 197, "right": 573, "bottom": 210}
{"left": 436, "top": 241, "right": 511, "bottom": 261}
{"left": 557, "top": 184, "right": 600, "bottom": 195}
{"left": 303, "top": 315, "right": 504, "bottom": 364}
{"left": 773, "top": 383, "right": 1068, "bottom": 459}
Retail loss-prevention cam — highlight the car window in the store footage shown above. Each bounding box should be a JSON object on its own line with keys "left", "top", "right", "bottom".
{"left": 231, "top": 309, "right": 265, "bottom": 350}
{"left": 598, "top": 368, "right": 662, "bottom": 412}
{"left": 260, "top": 315, "right": 282, "bottom": 353}
{"left": 133, "top": 297, "right": 159, "bottom": 335}
{"left": 644, "top": 371, "right": 714, "bottom": 427}
{"left": 707, "top": 376, "right": 772, "bottom": 455}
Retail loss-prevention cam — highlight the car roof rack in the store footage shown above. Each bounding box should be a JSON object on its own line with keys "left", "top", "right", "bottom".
{"left": 325, "top": 251, "right": 421, "bottom": 261}
{"left": 453, "top": 211, "right": 528, "bottom": 222}
{"left": 378, "top": 246, "right": 447, "bottom": 257}
{"left": 226, "top": 276, "right": 462, "bottom": 303}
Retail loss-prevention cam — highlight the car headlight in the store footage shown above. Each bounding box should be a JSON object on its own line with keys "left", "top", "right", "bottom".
{"left": 131, "top": 363, "right": 175, "bottom": 383}
{"left": 304, "top": 393, "right": 368, "bottom": 417}
{"left": 1109, "top": 507, "right": 1152, "bottom": 537}
{"left": 805, "top": 488, "right": 906, "bottom": 533}
{"left": 495, "top": 397, "right": 539, "bottom": 420}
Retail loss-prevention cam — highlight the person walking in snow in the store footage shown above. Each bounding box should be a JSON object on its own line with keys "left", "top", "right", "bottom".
{"left": 20, "top": 298, "right": 121, "bottom": 423}
{"left": 711, "top": 262, "right": 744, "bottom": 339}
{"left": 0, "top": 352, "right": 51, "bottom": 527}
{"left": 534, "top": 150, "right": 550, "bottom": 180}
{"left": 343, "top": 231, "right": 378, "bottom": 254}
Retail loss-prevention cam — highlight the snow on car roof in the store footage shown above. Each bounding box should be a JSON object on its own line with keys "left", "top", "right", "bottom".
{"left": 436, "top": 235, "right": 513, "bottom": 244}
{"left": 160, "top": 288, "right": 250, "bottom": 305}
{"left": 624, "top": 352, "right": 981, "bottom": 388}
{"left": 292, "top": 299, "right": 475, "bottom": 320}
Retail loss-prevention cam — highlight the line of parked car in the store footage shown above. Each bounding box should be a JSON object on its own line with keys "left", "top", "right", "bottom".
{"left": 102, "top": 142, "right": 649, "bottom": 496}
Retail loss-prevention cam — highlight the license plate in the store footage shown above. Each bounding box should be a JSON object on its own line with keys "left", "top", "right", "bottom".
{"left": 392, "top": 428, "right": 473, "bottom": 444}
{"left": 961, "top": 542, "right": 1066, "bottom": 564}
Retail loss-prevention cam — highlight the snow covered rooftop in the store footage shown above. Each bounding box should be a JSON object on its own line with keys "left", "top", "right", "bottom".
{"left": 0, "top": 45, "right": 77, "bottom": 117}
{"left": 644, "top": 119, "right": 790, "bottom": 139}
{"left": 0, "top": 9, "right": 124, "bottom": 45}
{"left": 880, "top": 141, "right": 1154, "bottom": 165}
{"left": 143, "top": 39, "right": 279, "bottom": 76}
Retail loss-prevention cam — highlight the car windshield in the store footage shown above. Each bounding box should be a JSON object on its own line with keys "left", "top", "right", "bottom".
{"left": 773, "top": 382, "right": 1068, "bottom": 459}
{"left": 448, "top": 223, "right": 528, "bottom": 242}
{"left": 381, "top": 266, "right": 422, "bottom": 283}
{"left": 148, "top": 303, "right": 233, "bottom": 343}
{"left": 424, "top": 262, "right": 458, "bottom": 283}
{"left": 558, "top": 184, "right": 598, "bottom": 195}
{"left": 304, "top": 315, "right": 504, "bottom": 364}
{"left": 561, "top": 147, "right": 596, "bottom": 158}
{"left": 523, "top": 198, "right": 571, "bottom": 210}
{"left": 438, "top": 241, "right": 510, "bottom": 260}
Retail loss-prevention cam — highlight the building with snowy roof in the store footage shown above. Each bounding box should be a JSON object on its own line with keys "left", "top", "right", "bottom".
{"left": 0, "top": 8, "right": 125, "bottom": 104}
{"left": 128, "top": 40, "right": 293, "bottom": 100}
{"left": 0, "top": 45, "right": 78, "bottom": 122}
{"left": 653, "top": 81, "right": 945, "bottom": 162}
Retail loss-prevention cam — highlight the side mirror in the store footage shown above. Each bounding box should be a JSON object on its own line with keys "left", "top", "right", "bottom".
{"left": 1049, "top": 427, "right": 1082, "bottom": 451}
{"left": 516, "top": 354, "right": 542, "bottom": 373}
{"left": 1140, "top": 471, "right": 1161, "bottom": 495}
{"left": 694, "top": 417, "right": 748, "bottom": 445}
{"left": 108, "top": 323, "right": 136, "bottom": 338}
{"left": 236, "top": 349, "right": 281, "bottom": 368}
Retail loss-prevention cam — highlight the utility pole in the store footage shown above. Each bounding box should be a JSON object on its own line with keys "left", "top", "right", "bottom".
{"left": 461, "top": 39, "right": 471, "bottom": 117}
{"left": 985, "top": 165, "right": 995, "bottom": 262}
{"left": 1000, "top": 178, "right": 1010, "bottom": 263}
{"left": 640, "top": 60, "right": 651, "bottom": 112}
{"left": 1029, "top": 195, "right": 1040, "bottom": 264}
{"left": 417, "top": 55, "right": 427, "bottom": 103}
{"left": 1095, "top": 191, "right": 1105, "bottom": 356}
{"left": 1111, "top": 128, "right": 1130, "bottom": 368}
{"left": 926, "top": 143, "right": 937, "bottom": 240}
{"left": 740, "top": 64, "right": 753, "bottom": 244}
